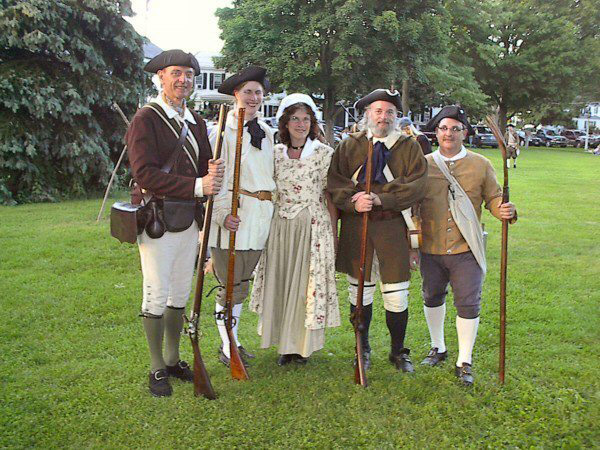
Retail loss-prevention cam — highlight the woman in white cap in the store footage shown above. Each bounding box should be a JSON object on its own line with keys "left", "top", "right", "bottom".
{"left": 250, "top": 94, "right": 340, "bottom": 365}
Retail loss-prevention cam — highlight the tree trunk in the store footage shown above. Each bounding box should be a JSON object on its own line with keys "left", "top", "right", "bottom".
{"left": 323, "top": 87, "right": 336, "bottom": 146}
{"left": 401, "top": 79, "right": 410, "bottom": 117}
{"left": 498, "top": 103, "right": 508, "bottom": 135}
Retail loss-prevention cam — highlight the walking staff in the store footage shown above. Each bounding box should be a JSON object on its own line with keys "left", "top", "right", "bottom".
{"left": 485, "top": 116, "right": 510, "bottom": 384}
{"left": 186, "top": 104, "right": 229, "bottom": 399}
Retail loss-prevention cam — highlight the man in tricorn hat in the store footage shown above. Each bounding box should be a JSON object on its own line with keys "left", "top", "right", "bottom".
{"left": 126, "top": 49, "right": 224, "bottom": 396}
{"left": 504, "top": 123, "right": 519, "bottom": 168}
{"left": 327, "top": 89, "right": 428, "bottom": 373}
{"left": 417, "top": 105, "right": 517, "bottom": 386}
{"left": 208, "top": 65, "right": 276, "bottom": 367}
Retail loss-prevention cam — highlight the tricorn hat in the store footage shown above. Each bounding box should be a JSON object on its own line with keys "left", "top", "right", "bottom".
{"left": 218, "top": 65, "right": 271, "bottom": 95}
{"left": 424, "top": 105, "right": 475, "bottom": 136}
{"left": 144, "top": 49, "right": 200, "bottom": 76}
{"left": 354, "top": 89, "right": 402, "bottom": 111}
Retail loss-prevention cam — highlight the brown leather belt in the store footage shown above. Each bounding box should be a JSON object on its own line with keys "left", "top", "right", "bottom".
{"left": 239, "top": 189, "right": 272, "bottom": 201}
{"left": 369, "top": 209, "right": 402, "bottom": 221}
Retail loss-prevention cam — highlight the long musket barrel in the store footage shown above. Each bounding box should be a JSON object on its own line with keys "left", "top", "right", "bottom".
{"left": 353, "top": 139, "right": 374, "bottom": 387}
{"left": 186, "top": 104, "right": 229, "bottom": 399}
{"left": 485, "top": 116, "right": 509, "bottom": 384}
{"left": 224, "top": 108, "right": 250, "bottom": 381}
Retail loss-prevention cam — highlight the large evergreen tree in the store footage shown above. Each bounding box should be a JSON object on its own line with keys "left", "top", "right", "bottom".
{"left": 0, "top": 0, "right": 145, "bottom": 204}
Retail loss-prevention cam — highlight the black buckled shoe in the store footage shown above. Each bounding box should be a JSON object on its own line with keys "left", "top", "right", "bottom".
{"left": 237, "top": 345, "right": 255, "bottom": 359}
{"left": 149, "top": 369, "right": 172, "bottom": 397}
{"left": 218, "top": 346, "right": 249, "bottom": 368}
{"left": 389, "top": 349, "right": 415, "bottom": 373}
{"left": 353, "top": 351, "right": 371, "bottom": 370}
{"left": 166, "top": 360, "right": 194, "bottom": 382}
{"left": 277, "top": 354, "right": 294, "bottom": 366}
{"left": 420, "top": 347, "right": 448, "bottom": 366}
{"left": 455, "top": 363, "right": 474, "bottom": 386}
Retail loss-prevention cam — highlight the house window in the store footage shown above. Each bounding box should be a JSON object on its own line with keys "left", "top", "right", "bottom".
{"left": 209, "top": 73, "right": 214, "bottom": 90}
{"left": 214, "top": 73, "right": 224, "bottom": 89}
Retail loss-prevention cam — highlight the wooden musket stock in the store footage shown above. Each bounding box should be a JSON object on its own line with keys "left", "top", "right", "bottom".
{"left": 352, "top": 139, "right": 374, "bottom": 387}
{"left": 224, "top": 108, "right": 250, "bottom": 381}
{"left": 485, "top": 116, "right": 509, "bottom": 384}
{"left": 187, "top": 104, "right": 229, "bottom": 399}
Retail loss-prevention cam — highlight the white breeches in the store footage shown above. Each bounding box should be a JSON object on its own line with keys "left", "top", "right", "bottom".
{"left": 138, "top": 223, "right": 199, "bottom": 316}
{"left": 346, "top": 253, "right": 410, "bottom": 313}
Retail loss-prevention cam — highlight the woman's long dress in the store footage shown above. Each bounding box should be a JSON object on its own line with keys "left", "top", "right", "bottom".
{"left": 250, "top": 140, "right": 340, "bottom": 357}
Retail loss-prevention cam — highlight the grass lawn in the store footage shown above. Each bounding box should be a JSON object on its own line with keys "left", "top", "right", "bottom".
{"left": 0, "top": 146, "right": 598, "bottom": 448}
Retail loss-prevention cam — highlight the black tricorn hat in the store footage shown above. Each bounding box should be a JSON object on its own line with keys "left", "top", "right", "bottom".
{"left": 424, "top": 105, "right": 475, "bottom": 136}
{"left": 144, "top": 49, "right": 200, "bottom": 76}
{"left": 218, "top": 65, "right": 271, "bottom": 95}
{"left": 354, "top": 89, "right": 402, "bottom": 111}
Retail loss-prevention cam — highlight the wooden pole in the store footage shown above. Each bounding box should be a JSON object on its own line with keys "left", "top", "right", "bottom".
{"left": 486, "top": 116, "right": 509, "bottom": 384}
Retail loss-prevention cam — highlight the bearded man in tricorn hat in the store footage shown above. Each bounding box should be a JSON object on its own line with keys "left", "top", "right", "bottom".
{"left": 126, "top": 49, "right": 224, "bottom": 397}
{"left": 327, "top": 89, "right": 428, "bottom": 373}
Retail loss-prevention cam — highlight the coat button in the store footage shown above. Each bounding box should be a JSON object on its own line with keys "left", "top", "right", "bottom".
{"left": 447, "top": 228, "right": 452, "bottom": 232}
{"left": 447, "top": 249, "right": 452, "bottom": 254}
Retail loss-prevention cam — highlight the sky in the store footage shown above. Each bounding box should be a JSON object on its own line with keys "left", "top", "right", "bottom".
{"left": 125, "top": 0, "right": 233, "bottom": 55}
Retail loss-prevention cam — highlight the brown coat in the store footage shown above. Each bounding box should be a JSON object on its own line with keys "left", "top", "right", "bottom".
{"left": 126, "top": 106, "right": 212, "bottom": 204}
{"left": 420, "top": 151, "right": 503, "bottom": 255}
{"left": 327, "top": 131, "right": 428, "bottom": 282}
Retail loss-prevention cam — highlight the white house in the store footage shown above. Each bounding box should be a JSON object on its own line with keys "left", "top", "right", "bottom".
{"left": 191, "top": 52, "right": 283, "bottom": 119}
{"left": 574, "top": 102, "right": 600, "bottom": 132}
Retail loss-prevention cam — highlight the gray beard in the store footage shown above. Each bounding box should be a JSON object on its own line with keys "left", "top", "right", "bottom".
{"left": 367, "top": 118, "right": 394, "bottom": 138}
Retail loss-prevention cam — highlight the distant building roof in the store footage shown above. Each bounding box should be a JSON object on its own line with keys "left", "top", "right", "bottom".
{"left": 194, "top": 52, "right": 222, "bottom": 71}
{"left": 143, "top": 42, "right": 163, "bottom": 60}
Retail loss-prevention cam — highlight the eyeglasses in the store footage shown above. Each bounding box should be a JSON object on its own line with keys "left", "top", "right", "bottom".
{"left": 289, "top": 116, "right": 311, "bottom": 124}
{"left": 437, "top": 125, "right": 465, "bottom": 133}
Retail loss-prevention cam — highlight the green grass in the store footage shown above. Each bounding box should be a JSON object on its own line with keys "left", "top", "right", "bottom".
{"left": 1, "top": 146, "right": 598, "bottom": 448}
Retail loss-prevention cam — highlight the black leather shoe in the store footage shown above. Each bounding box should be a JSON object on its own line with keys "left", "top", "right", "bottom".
{"left": 277, "top": 354, "right": 294, "bottom": 366}
{"left": 353, "top": 351, "right": 371, "bottom": 370}
{"left": 455, "top": 363, "right": 474, "bottom": 386}
{"left": 218, "top": 346, "right": 249, "bottom": 368}
{"left": 389, "top": 349, "right": 415, "bottom": 373}
{"left": 149, "top": 369, "right": 172, "bottom": 397}
{"left": 420, "top": 347, "right": 448, "bottom": 366}
{"left": 166, "top": 360, "right": 194, "bottom": 382}
{"left": 237, "top": 345, "right": 255, "bottom": 359}
{"left": 292, "top": 354, "right": 309, "bottom": 365}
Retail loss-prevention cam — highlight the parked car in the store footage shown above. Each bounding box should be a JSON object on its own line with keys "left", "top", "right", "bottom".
{"left": 517, "top": 130, "right": 543, "bottom": 146}
{"left": 535, "top": 129, "right": 568, "bottom": 147}
{"left": 560, "top": 129, "right": 586, "bottom": 147}
{"left": 472, "top": 125, "right": 498, "bottom": 148}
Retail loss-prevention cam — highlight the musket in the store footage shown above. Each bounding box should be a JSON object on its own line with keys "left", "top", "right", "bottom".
{"left": 96, "top": 102, "right": 131, "bottom": 222}
{"left": 224, "top": 108, "right": 250, "bottom": 381}
{"left": 185, "top": 104, "right": 229, "bottom": 399}
{"left": 485, "top": 116, "right": 509, "bottom": 384}
{"left": 351, "top": 138, "right": 374, "bottom": 387}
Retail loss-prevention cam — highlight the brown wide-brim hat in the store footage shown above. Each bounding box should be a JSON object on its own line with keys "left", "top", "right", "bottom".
{"left": 354, "top": 89, "right": 402, "bottom": 111}
{"left": 218, "top": 65, "right": 271, "bottom": 95}
{"left": 424, "top": 105, "right": 475, "bottom": 136}
{"left": 144, "top": 49, "right": 200, "bottom": 76}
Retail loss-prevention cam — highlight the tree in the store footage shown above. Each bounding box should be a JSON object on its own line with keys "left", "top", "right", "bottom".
{"left": 446, "top": 0, "right": 583, "bottom": 131}
{"left": 0, "top": 0, "right": 146, "bottom": 204}
{"left": 216, "top": 0, "right": 455, "bottom": 143}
